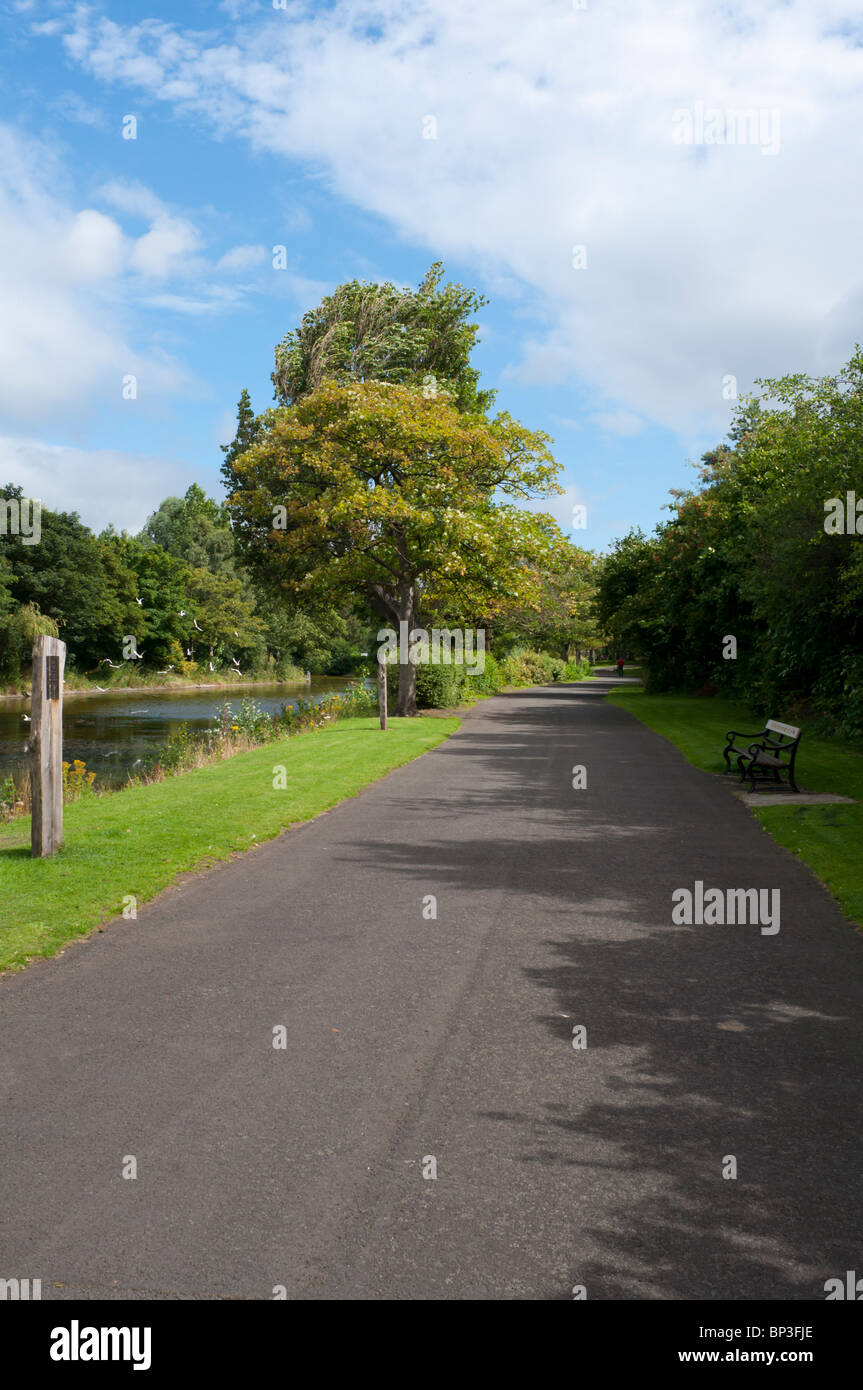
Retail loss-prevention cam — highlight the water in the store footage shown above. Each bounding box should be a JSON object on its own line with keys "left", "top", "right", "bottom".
{"left": 0, "top": 678, "right": 369, "bottom": 788}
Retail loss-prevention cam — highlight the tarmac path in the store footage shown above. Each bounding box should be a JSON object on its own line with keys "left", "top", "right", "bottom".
{"left": 2, "top": 676, "right": 861, "bottom": 1300}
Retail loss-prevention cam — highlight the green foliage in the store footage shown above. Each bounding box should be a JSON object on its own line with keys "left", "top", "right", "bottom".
{"left": 271, "top": 262, "right": 495, "bottom": 417}
{"left": 225, "top": 376, "right": 562, "bottom": 714}
{"left": 0, "top": 601, "right": 58, "bottom": 682}
{"left": 220, "top": 389, "right": 261, "bottom": 490}
{"left": 139, "top": 483, "right": 235, "bottom": 574}
{"left": 493, "top": 539, "right": 606, "bottom": 659}
{"left": 597, "top": 348, "right": 863, "bottom": 734}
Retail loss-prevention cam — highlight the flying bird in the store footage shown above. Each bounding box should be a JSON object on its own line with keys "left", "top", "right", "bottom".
{"left": 179, "top": 610, "right": 186, "bottom": 617}
{"left": 22, "top": 713, "right": 30, "bottom": 722}
{"left": 135, "top": 597, "right": 143, "bottom": 606}
{"left": 209, "top": 661, "right": 215, "bottom": 672}
{"left": 193, "top": 619, "right": 203, "bottom": 632}
{"left": 100, "top": 659, "right": 121, "bottom": 668}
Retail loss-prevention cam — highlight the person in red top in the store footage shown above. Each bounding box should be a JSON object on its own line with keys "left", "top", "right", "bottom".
{"left": 616, "top": 657, "right": 625, "bottom": 676}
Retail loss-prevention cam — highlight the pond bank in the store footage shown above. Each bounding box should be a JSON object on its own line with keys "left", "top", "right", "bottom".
{"left": 0, "top": 713, "right": 458, "bottom": 974}
{"left": 0, "top": 675, "right": 325, "bottom": 705}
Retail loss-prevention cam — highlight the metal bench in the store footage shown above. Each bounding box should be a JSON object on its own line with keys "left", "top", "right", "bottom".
{"left": 723, "top": 719, "right": 802, "bottom": 793}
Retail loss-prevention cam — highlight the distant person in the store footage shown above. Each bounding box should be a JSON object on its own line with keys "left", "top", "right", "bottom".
{"left": 616, "top": 657, "right": 625, "bottom": 677}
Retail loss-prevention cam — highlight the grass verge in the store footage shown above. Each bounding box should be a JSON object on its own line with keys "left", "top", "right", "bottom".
{"left": 0, "top": 714, "right": 458, "bottom": 973}
{"left": 606, "top": 688, "right": 863, "bottom": 929}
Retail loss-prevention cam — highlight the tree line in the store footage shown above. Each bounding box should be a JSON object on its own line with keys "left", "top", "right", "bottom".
{"left": 596, "top": 350, "right": 863, "bottom": 736}
{"left": 1, "top": 263, "right": 603, "bottom": 705}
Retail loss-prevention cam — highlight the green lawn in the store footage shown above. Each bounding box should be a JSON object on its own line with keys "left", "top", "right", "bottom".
{"left": 606, "top": 688, "right": 863, "bottom": 930}
{"left": 0, "top": 715, "right": 458, "bottom": 973}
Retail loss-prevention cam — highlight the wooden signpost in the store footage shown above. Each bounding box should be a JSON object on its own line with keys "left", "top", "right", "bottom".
{"left": 29, "top": 634, "right": 66, "bottom": 858}
{"left": 377, "top": 659, "right": 388, "bottom": 731}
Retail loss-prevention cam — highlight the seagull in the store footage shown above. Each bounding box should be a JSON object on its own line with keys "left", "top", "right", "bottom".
{"left": 193, "top": 618, "right": 203, "bottom": 632}
{"left": 186, "top": 648, "right": 193, "bottom": 657}
{"left": 131, "top": 650, "right": 144, "bottom": 660}
{"left": 209, "top": 661, "right": 215, "bottom": 672}
{"left": 231, "top": 656, "right": 240, "bottom": 667}
{"left": 135, "top": 597, "right": 143, "bottom": 606}
{"left": 228, "top": 668, "right": 241, "bottom": 677}
{"left": 179, "top": 610, "right": 186, "bottom": 617}
{"left": 100, "top": 659, "right": 121, "bottom": 668}
{"left": 157, "top": 666, "right": 175, "bottom": 674}
{"left": 22, "top": 713, "right": 30, "bottom": 722}
{"left": 234, "top": 630, "right": 239, "bottom": 637}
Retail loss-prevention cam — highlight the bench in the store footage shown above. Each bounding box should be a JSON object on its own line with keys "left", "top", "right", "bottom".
{"left": 723, "top": 719, "right": 802, "bottom": 793}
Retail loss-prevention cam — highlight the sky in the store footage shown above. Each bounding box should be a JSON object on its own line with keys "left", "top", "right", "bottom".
{"left": 1, "top": 0, "right": 862, "bottom": 553}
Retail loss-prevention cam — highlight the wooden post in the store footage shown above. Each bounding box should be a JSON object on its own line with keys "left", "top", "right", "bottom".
{"left": 29, "top": 634, "right": 66, "bottom": 857}
{"left": 377, "top": 659, "right": 388, "bottom": 730}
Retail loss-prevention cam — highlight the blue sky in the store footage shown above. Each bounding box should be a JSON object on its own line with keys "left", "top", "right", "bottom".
{"left": 1, "top": 0, "right": 861, "bottom": 551}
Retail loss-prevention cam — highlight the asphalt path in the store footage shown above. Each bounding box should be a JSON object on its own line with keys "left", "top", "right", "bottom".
{"left": 2, "top": 676, "right": 862, "bottom": 1300}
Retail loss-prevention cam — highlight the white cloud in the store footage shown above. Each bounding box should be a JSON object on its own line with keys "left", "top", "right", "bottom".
{"left": 217, "top": 243, "right": 268, "bottom": 271}
{"left": 129, "top": 213, "right": 202, "bottom": 277}
{"left": 46, "top": 0, "right": 863, "bottom": 437}
{"left": 63, "top": 209, "right": 126, "bottom": 280}
{"left": 0, "top": 127, "right": 193, "bottom": 425}
{"left": 521, "top": 483, "right": 588, "bottom": 535}
{"left": 97, "top": 179, "right": 166, "bottom": 221}
{"left": 0, "top": 436, "right": 209, "bottom": 534}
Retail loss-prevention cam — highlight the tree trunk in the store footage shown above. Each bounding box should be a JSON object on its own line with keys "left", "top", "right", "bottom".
{"left": 395, "top": 580, "right": 418, "bottom": 716}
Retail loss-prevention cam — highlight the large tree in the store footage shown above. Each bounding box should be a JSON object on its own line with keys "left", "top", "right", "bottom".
{"left": 270, "top": 262, "right": 495, "bottom": 416}
{"left": 225, "top": 379, "right": 562, "bottom": 714}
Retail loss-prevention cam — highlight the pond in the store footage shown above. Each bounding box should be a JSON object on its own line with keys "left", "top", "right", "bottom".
{"left": 0, "top": 677, "right": 370, "bottom": 789}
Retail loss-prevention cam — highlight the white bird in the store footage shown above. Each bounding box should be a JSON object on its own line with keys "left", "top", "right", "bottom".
{"left": 228, "top": 668, "right": 241, "bottom": 677}
{"left": 179, "top": 610, "right": 186, "bottom": 617}
{"left": 193, "top": 619, "right": 203, "bottom": 631}
{"left": 234, "top": 630, "right": 239, "bottom": 637}
{"left": 209, "top": 661, "right": 215, "bottom": 672}
{"left": 231, "top": 656, "right": 240, "bottom": 667}
{"left": 100, "top": 659, "right": 121, "bottom": 668}
{"left": 22, "top": 713, "right": 30, "bottom": 722}
{"left": 157, "top": 666, "right": 174, "bottom": 674}
{"left": 186, "top": 648, "right": 193, "bottom": 657}
{"left": 131, "top": 650, "right": 144, "bottom": 660}
{"left": 135, "top": 597, "right": 143, "bottom": 606}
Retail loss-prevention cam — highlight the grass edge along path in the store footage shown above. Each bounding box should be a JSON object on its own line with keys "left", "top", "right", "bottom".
{"left": 0, "top": 715, "right": 459, "bottom": 974}
{"left": 606, "top": 687, "right": 863, "bottom": 931}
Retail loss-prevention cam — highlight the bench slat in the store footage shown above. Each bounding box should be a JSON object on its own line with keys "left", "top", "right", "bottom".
{"left": 766, "top": 719, "right": 800, "bottom": 739}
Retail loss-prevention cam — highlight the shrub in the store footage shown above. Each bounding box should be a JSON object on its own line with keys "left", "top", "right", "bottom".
{"left": 62, "top": 759, "right": 97, "bottom": 802}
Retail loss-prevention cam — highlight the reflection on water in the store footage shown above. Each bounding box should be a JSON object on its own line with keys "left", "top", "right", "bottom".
{"left": 0, "top": 678, "right": 369, "bottom": 788}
